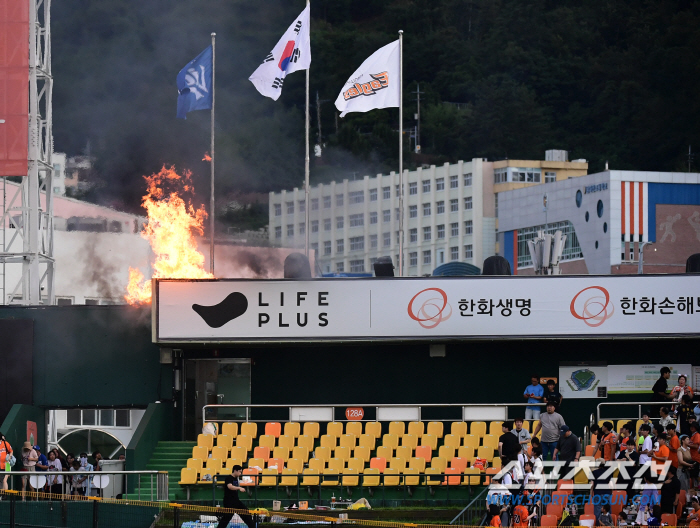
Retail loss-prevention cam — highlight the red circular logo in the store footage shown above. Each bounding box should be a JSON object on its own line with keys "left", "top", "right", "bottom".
{"left": 407, "top": 288, "right": 452, "bottom": 329}
{"left": 570, "top": 286, "right": 615, "bottom": 327}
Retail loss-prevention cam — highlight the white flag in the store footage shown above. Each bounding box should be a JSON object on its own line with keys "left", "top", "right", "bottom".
{"left": 249, "top": 4, "right": 311, "bottom": 100}
{"left": 334, "top": 40, "right": 400, "bottom": 118}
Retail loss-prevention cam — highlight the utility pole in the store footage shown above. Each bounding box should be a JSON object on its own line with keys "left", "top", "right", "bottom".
{"left": 412, "top": 83, "right": 424, "bottom": 154}
{"left": 314, "top": 91, "right": 329, "bottom": 157}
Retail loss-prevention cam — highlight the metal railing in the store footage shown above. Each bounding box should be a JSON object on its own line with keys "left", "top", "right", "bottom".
{"left": 450, "top": 487, "right": 489, "bottom": 526}
{"left": 0, "top": 470, "right": 167, "bottom": 501}
{"left": 595, "top": 401, "right": 665, "bottom": 423}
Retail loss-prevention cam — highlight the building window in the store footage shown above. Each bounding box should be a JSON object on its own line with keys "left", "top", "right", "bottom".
{"left": 395, "top": 208, "right": 400, "bottom": 220}
{"left": 423, "top": 203, "right": 431, "bottom": 216}
{"left": 336, "top": 217, "right": 344, "bottom": 229}
{"left": 383, "top": 232, "right": 391, "bottom": 247}
{"left": 423, "top": 250, "right": 431, "bottom": 264}
{"left": 324, "top": 218, "right": 331, "bottom": 231}
{"left": 336, "top": 239, "right": 344, "bottom": 253}
{"left": 409, "top": 182, "right": 417, "bottom": 195}
{"left": 298, "top": 200, "right": 306, "bottom": 213}
{"left": 298, "top": 223, "right": 305, "bottom": 235}
{"left": 495, "top": 194, "right": 499, "bottom": 217}
{"left": 311, "top": 220, "right": 319, "bottom": 233}
{"left": 349, "top": 191, "right": 364, "bottom": 204}
{"left": 370, "top": 188, "right": 378, "bottom": 201}
{"left": 395, "top": 184, "right": 401, "bottom": 197}
{"left": 311, "top": 198, "right": 319, "bottom": 210}
{"left": 494, "top": 168, "right": 508, "bottom": 184}
{"left": 274, "top": 204, "right": 282, "bottom": 216}
{"left": 464, "top": 197, "right": 472, "bottom": 210}
{"left": 437, "top": 224, "right": 445, "bottom": 239}
{"left": 516, "top": 220, "right": 583, "bottom": 268}
{"left": 410, "top": 228, "right": 418, "bottom": 242}
{"left": 450, "top": 246, "right": 459, "bottom": 261}
{"left": 383, "top": 209, "right": 391, "bottom": 222}
{"left": 382, "top": 186, "right": 390, "bottom": 199}
{"left": 409, "top": 205, "right": 417, "bottom": 218}
{"left": 324, "top": 241, "right": 331, "bottom": 255}
{"left": 336, "top": 262, "right": 344, "bottom": 273}
{"left": 369, "top": 212, "right": 378, "bottom": 224}
{"left": 67, "top": 409, "right": 130, "bottom": 428}
{"left": 336, "top": 194, "right": 344, "bottom": 207}
{"left": 396, "top": 231, "right": 401, "bottom": 244}
{"left": 436, "top": 177, "right": 444, "bottom": 191}
{"left": 349, "top": 213, "right": 364, "bottom": 227}
{"left": 409, "top": 252, "right": 418, "bottom": 266}
{"left": 545, "top": 171, "right": 556, "bottom": 183}
{"left": 465, "top": 220, "right": 473, "bottom": 235}
{"left": 350, "top": 236, "right": 364, "bottom": 251}
{"left": 422, "top": 180, "right": 431, "bottom": 193}
{"left": 286, "top": 202, "right": 294, "bottom": 215}
{"left": 464, "top": 173, "right": 472, "bottom": 186}
{"left": 423, "top": 226, "right": 431, "bottom": 241}
{"left": 451, "top": 222, "right": 459, "bottom": 237}
{"left": 512, "top": 168, "right": 541, "bottom": 182}
{"left": 464, "top": 244, "right": 473, "bottom": 259}
{"left": 450, "top": 175, "right": 458, "bottom": 188}
{"left": 370, "top": 234, "right": 378, "bottom": 248}
{"left": 350, "top": 259, "right": 365, "bottom": 272}
{"left": 311, "top": 242, "right": 319, "bottom": 252}
{"left": 450, "top": 199, "right": 458, "bottom": 212}
{"left": 323, "top": 196, "right": 331, "bottom": 208}
{"left": 436, "top": 201, "right": 445, "bottom": 214}
{"left": 287, "top": 224, "right": 294, "bottom": 237}
{"left": 275, "top": 226, "right": 282, "bottom": 239}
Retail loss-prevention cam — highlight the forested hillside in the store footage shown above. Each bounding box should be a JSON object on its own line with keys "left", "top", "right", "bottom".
{"left": 51, "top": 0, "right": 700, "bottom": 213}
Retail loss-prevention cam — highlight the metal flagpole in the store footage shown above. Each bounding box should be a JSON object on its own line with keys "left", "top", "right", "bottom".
{"left": 304, "top": 0, "right": 310, "bottom": 258}
{"left": 210, "top": 33, "right": 216, "bottom": 275}
{"left": 398, "top": 30, "right": 404, "bottom": 277}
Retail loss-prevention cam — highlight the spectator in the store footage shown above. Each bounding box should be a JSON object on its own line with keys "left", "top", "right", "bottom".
{"left": 640, "top": 470, "right": 660, "bottom": 511}
{"left": 217, "top": 465, "right": 255, "bottom": 528}
{"left": 486, "top": 475, "right": 512, "bottom": 507}
{"left": 70, "top": 459, "right": 86, "bottom": 496}
{"left": 488, "top": 504, "right": 505, "bottom": 527}
{"left": 617, "top": 422, "right": 635, "bottom": 458}
{"left": 677, "top": 434, "right": 694, "bottom": 492}
{"left": 65, "top": 453, "right": 75, "bottom": 489}
{"left": 687, "top": 496, "right": 700, "bottom": 528}
{"left": 620, "top": 439, "right": 639, "bottom": 466}
{"left": 647, "top": 505, "right": 662, "bottom": 527}
{"left": 670, "top": 374, "right": 694, "bottom": 409}
{"left": 523, "top": 460, "right": 542, "bottom": 495}
{"left": 532, "top": 402, "right": 565, "bottom": 461}
{"left": 598, "top": 504, "right": 614, "bottom": 526}
{"left": 652, "top": 424, "right": 664, "bottom": 452}
{"left": 523, "top": 375, "right": 544, "bottom": 420}
{"left": 600, "top": 422, "right": 618, "bottom": 461}
{"left": 530, "top": 436, "right": 540, "bottom": 451}
{"left": 552, "top": 425, "right": 581, "bottom": 468}
{"left": 667, "top": 424, "right": 680, "bottom": 469}
{"left": 618, "top": 512, "right": 628, "bottom": 526}
{"left": 637, "top": 413, "right": 652, "bottom": 450}
{"left": 590, "top": 424, "right": 603, "bottom": 455}
{"left": 695, "top": 401, "right": 700, "bottom": 423}
{"left": 677, "top": 394, "right": 696, "bottom": 434}
{"left": 512, "top": 418, "right": 531, "bottom": 453}
{"left": 651, "top": 367, "right": 672, "bottom": 406}
{"left": 92, "top": 451, "right": 103, "bottom": 471}
{"left": 591, "top": 460, "right": 613, "bottom": 522}
{"left": 543, "top": 379, "right": 563, "bottom": 409}
{"left": 498, "top": 421, "right": 520, "bottom": 461}
{"left": 530, "top": 445, "right": 544, "bottom": 475}
{"left": 21, "top": 442, "right": 38, "bottom": 495}
{"left": 689, "top": 422, "right": 700, "bottom": 487}
{"left": 0, "top": 432, "right": 13, "bottom": 491}
{"left": 652, "top": 433, "right": 670, "bottom": 474}
{"left": 659, "top": 407, "right": 674, "bottom": 430}
{"left": 35, "top": 446, "right": 48, "bottom": 472}
{"left": 46, "top": 451, "right": 63, "bottom": 495}
{"left": 639, "top": 424, "right": 654, "bottom": 465}
{"left": 659, "top": 465, "right": 681, "bottom": 515}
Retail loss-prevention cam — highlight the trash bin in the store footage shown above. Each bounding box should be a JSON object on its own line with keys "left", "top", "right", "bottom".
{"left": 99, "top": 459, "right": 125, "bottom": 498}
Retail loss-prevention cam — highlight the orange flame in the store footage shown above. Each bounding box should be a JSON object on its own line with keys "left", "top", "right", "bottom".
{"left": 203, "top": 152, "right": 212, "bottom": 162}
{"left": 125, "top": 166, "right": 213, "bottom": 305}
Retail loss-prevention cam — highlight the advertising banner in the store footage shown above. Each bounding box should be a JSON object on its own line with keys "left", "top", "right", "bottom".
{"left": 559, "top": 365, "right": 608, "bottom": 399}
{"left": 154, "top": 274, "right": 700, "bottom": 343}
{"left": 607, "top": 364, "right": 693, "bottom": 394}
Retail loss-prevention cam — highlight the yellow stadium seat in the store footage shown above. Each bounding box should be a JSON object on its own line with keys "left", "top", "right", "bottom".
{"left": 438, "top": 446, "right": 456, "bottom": 460}
{"left": 235, "top": 435, "right": 253, "bottom": 453}
{"left": 407, "top": 421, "right": 424, "bottom": 438}
{"left": 359, "top": 434, "right": 376, "bottom": 450}
{"left": 365, "top": 422, "right": 382, "bottom": 440}
{"left": 404, "top": 467, "right": 420, "bottom": 486}
{"left": 284, "top": 422, "right": 301, "bottom": 439}
{"left": 230, "top": 446, "right": 248, "bottom": 460}
{"left": 533, "top": 421, "right": 542, "bottom": 439}
{"left": 205, "top": 458, "right": 223, "bottom": 473}
{"left": 489, "top": 421, "right": 504, "bottom": 435}
{"left": 431, "top": 457, "right": 447, "bottom": 472}
{"left": 247, "top": 458, "right": 265, "bottom": 470}
{"left": 197, "top": 434, "right": 214, "bottom": 450}
{"left": 389, "top": 457, "right": 407, "bottom": 471}
{"left": 347, "top": 458, "right": 364, "bottom": 474}
{"left": 327, "top": 422, "right": 344, "bottom": 437}
{"left": 482, "top": 435, "right": 498, "bottom": 450}
{"left": 287, "top": 458, "right": 304, "bottom": 473}
{"left": 470, "top": 422, "right": 487, "bottom": 438}
{"left": 409, "top": 457, "right": 426, "bottom": 472}
{"left": 477, "top": 446, "right": 494, "bottom": 461}
{"left": 322, "top": 468, "right": 340, "bottom": 486}
{"left": 421, "top": 434, "right": 438, "bottom": 450}
{"left": 217, "top": 435, "right": 233, "bottom": 450}
{"left": 382, "top": 434, "right": 399, "bottom": 450}
{"left": 451, "top": 422, "right": 468, "bottom": 438}
{"left": 328, "top": 458, "right": 345, "bottom": 472}
{"left": 458, "top": 447, "right": 475, "bottom": 460}
{"left": 272, "top": 447, "right": 290, "bottom": 461}
{"left": 427, "top": 421, "right": 444, "bottom": 438}
{"left": 211, "top": 446, "right": 229, "bottom": 461}
{"left": 260, "top": 468, "right": 278, "bottom": 486}
{"left": 280, "top": 468, "right": 298, "bottom": 486}
{"left": 344, "top": 462, "right": 361, "bottom": 486}
{"left": 463, "top": 434, "right": 479, "bottom": 450}
{"left": 303, "top": 422, "right": 320, "bottom": 439}
{"left": 339, "top": 434, "right": 357, "bottom": 450}
{"left": 401, "top": 434, "right": 418, "bottom": 450}
{"left": 221, "top": 422, "right": 238, "bottom": 438}
{"left": 199, "top": 468, "right": 215, "bottom": 483}
{"left": 395, "top": 446, "right": 412, "bottom": 461}
{"left": 301, "top": 469, "right": 319, "bottom": 486}
{"left": 187, "top": 458, "right": 203, "bottom": 473}
{"left": 384, "top": 468, "right": 401, "bottom": 486}
{"left": 309, "top": 457, "right": 326, "bottom": 472}
{"left": 292, "top": 446, "right": 309, "bottom": 463}
{"left": 376, "top": 446, "right": 393, "bottom": 460}
{"left": 314, "top": 446, "right": 331, "bottom": 462}
{"left": 334, "top": 446, "right": 351, "bottom": 461}
{"left": 240, "top": 422, "right": 258, "bottom": 438}
{"left": 346, "top": 422, "right": 363, "bottom": 438}
{"left": 225, "top": 458, "right": 245, "bottom": 470}
{"left": 353, "top": 445, "right": 371, "bottom": 463}
{"left": 491, "top": 457, "right": 502, "bottom": 469}
{"left": 522, "top": 421, "right": 530, "bottom": 432}
{"left": 253, "top": 446, "right": 270, "bottom": 462}
{"left": 616, "top": 420, "right": 627, "bottom": 434}
{"left": 443, "top": 434, "right": 461, "bottom": 449}
{"left": 320, "top": 435, "right": 337, "bottom": 449}
{"left": 388, "top": 422, "right": 405, "bottom": 437}
{"left": 464, "top": 467, "right": 481, "bottom": 486}
{"left": 278, "top": 435, "right": 295, "bottom": 450}
{"left": 297, "top": 435, "right": 314, "bottom": 452}
{"left": 258, "top": 435, "right": 276, "bottom": 450}
{"left": 363, "top": 468, "right": 381, "bottom": 486}
{"left": 192, "top": 446, "right": 208, "bottom": 460}
{"left": 179, "top": 467, "right": 197, "bottom": 485}
{"left": 425, "top": 467, "right": 442, "bottom": 485}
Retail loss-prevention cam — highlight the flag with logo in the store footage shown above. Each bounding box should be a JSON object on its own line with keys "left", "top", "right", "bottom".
{"left": 334, "top": 40, "right": 400, "bottom": 117}
{"left": 249, "top": 4, "right": 311, "bottom": 100}
{"left": 176, "top": 46, "right": 213, "bottom": 119}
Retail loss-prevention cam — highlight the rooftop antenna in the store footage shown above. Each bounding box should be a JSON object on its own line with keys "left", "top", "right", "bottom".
{"left": 412, "top": 83, "right": 424, "bottom": 154}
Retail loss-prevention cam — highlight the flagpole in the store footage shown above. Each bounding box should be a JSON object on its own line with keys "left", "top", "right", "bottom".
{"left": 304, "top": 0, "right": 310, "bottom": 259}
{"left": 398, "top": 30, "right": 404, "bottom": 277}
{"left": 209, "top": 33, "right": 216, "bottom": 275}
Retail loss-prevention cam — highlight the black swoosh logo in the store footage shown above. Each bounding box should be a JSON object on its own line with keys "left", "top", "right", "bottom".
{"left": 192, "top": 292, "right": 248, "bottom": 328}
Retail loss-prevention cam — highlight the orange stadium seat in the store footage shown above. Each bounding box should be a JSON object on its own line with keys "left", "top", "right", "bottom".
{"left": 369, "top": 457, "right": 387, "bottom": 473}
{"left": 253, "top": 446, "right": 270, "bottom": 462}
{"left": 414, "top": 445, "right": 432, "bottom": 463}
{"left": 265, "top": 422, "right": 282, "bottom": 438}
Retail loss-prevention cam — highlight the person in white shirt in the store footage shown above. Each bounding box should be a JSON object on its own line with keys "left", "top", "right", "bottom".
{"left": 46, "top": 451, "right": 63, "bottom": 495}
{"left": 638, "top": 424, "right": 653, "bottom": 464}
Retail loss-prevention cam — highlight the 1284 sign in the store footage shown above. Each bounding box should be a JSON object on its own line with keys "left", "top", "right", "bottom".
{"left": 345, "top": 407, "right": 364, "bottom": 421}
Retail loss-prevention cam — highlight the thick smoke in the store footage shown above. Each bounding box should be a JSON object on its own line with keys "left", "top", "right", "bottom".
{"left": 80, "top": 234, "right": 121, "bottom": 300}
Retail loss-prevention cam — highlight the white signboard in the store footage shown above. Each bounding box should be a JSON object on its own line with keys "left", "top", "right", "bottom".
{"left": 559, "top": 365, "right": 608, "bottom": 399}
{"left": 608, "top": 364, "right": 693, "bottom": 394}
{"left": 154, "top": 275, "right": 700, "bottom": 343}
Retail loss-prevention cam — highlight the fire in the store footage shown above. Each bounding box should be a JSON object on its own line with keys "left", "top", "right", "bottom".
{"left": 125, "top": 166, "right": 213, "bottom": 305}
{"left": 203, "top": 152, "right": 212, "bottom": 162}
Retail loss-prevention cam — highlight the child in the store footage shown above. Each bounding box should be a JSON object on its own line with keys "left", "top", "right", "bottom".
{"left": 647, "top": 505, "right": 662, "bottom": 527}
{"left": 488, "top": 504, "right": 504, "bottom": 527}
{"left": 618, "top": 512, "right": 628, "bottom": 527}
{"left": 598, "top": 505, "right": 613, "bottom": 526}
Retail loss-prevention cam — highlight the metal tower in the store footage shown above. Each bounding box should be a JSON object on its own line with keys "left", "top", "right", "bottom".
{"left": 0, "top": 0, "right": 54, "bottom": 305}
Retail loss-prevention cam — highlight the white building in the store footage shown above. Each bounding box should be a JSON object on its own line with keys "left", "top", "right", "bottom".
{"left": 50, "top": 152, "right": 67, "bottom": 196}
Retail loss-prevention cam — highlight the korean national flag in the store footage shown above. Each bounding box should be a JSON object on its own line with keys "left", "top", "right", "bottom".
{"left": 249, "top": 4, "right": 311, "bottom": 100}
{"left": 177, "top": 46, "right": 213, "bottom": 119}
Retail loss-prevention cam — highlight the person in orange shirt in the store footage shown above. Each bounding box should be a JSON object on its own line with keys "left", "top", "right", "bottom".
{"left": 652, "top": 433, "right": 670, "bottom": 475}
{"left": 688, "top": 496, "right": 700, "bottom": 528}
{"left": 0, "top": 432, "right": 13, "bottom": 491}
{"left": 601, "top": 422, "right": 618, "bottom": 461}
{"left": 666, "top": 424, "right": 680, "bottom": 468}
{"left": 488, "top": 504, "right": 504, "bottom": 527}
{"left": 689, "top": 423, "right": 700, "bottom": 463}
{"left": 512, "top": 503, "right": 536, "bottom": 527}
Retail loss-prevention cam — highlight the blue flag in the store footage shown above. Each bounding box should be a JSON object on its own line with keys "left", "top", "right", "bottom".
{"left": 177, "top": 46, "right": 212, "bottom": 119}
